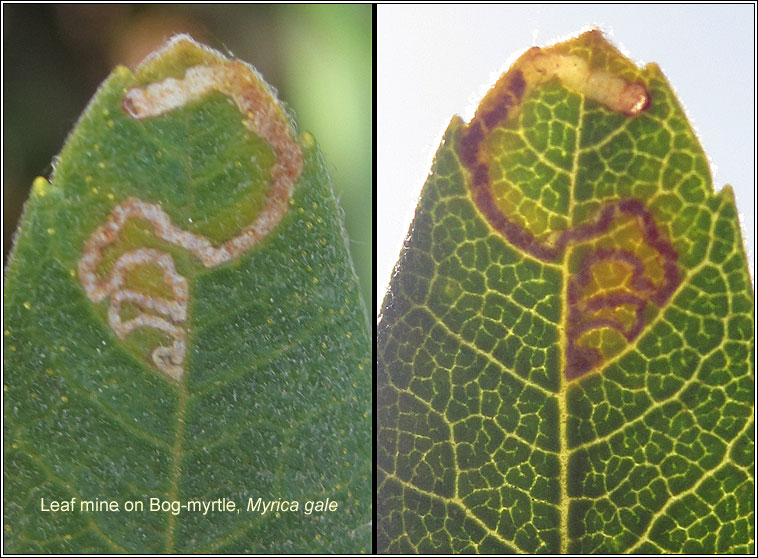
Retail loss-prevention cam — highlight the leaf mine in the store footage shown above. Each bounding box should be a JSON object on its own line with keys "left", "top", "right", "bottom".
{"left": 457, "top": 31, "right": 675, "bottom": 380}
{"left": 78, "top": 36, "right": 303, "bottom": 379}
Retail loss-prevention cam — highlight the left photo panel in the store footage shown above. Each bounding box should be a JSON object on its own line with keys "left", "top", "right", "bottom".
{"left": 3, "top": 4, "right": 372, "bottom": 553}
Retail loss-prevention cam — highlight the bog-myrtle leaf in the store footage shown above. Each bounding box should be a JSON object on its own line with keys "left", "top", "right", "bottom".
{"left": 378, "top": 30, "right": 753, "bottom": 554}
{"left": 4, "top": 36, "right": 370, "bottom": 553}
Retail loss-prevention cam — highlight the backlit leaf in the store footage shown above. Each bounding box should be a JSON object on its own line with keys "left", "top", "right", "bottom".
{"left": 4, "top": 36, "right": 370, "bottom": 553}
{"left": 377, "top": 30, "right": 753, "bottom": 554}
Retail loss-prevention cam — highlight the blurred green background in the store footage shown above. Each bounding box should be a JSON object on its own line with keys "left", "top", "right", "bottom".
{"left": 3, "top": 4, "right": 372, "bottom": 309}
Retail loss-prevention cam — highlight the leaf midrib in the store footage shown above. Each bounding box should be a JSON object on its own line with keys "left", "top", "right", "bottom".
{"left": 161, "top": 101, "right": 294, "bottom": 552}
{"left": 164, "top": 105, "right": 197, "bottom": 554}
{"left": 557, "top": 89, "right": 585, "bottom": 554}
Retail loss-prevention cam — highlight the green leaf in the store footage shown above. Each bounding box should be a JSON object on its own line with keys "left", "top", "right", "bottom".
{"left": 378, "top": 30, "right": 753, "bottom": 554}
{"left": 4, "top": 36, "right": 370, "bottom": 553}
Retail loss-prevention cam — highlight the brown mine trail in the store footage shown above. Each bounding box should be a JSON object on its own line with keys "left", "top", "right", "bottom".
{"left": 455, "top": 35, "right": 677, "bottom": 380}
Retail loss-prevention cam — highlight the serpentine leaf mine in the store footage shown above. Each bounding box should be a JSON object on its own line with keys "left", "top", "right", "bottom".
{"left": 458, "top": 41, "right": 678, "bottom": 381}
{"left": 378, "top": 30, "right": 753, "bottom": 554}
{"left": 78, "top": 38, "right": 302, "bottom": 379}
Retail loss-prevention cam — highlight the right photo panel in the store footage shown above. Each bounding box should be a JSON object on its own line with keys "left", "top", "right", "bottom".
{"left": 377, "top": 5, "right": 755, "bottom": 554}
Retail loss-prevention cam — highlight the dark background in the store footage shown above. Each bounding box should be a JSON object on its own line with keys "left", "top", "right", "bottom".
{"left": 3, "top": 4, "right": 372, "bottom": 308}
